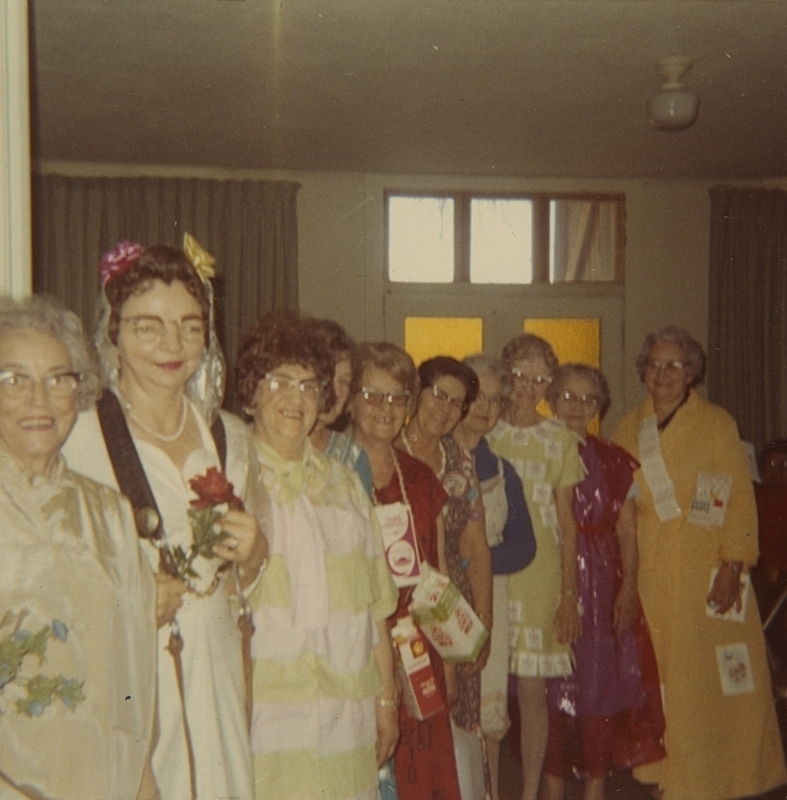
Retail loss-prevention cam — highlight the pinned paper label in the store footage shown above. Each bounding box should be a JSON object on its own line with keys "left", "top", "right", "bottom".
{"left": 716, "top": 643, "right": 755, "bottom": 696}
{"left": 688, "top": 472, "right": 732, "bottom": 528}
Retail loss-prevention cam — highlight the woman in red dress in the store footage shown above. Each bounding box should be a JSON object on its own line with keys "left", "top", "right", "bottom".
{"left": 349, "top": 342, "right": 461, "bottom": 800}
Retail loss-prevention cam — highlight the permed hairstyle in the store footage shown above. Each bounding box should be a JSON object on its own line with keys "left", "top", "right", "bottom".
{"left": 501, "top": 333, "right": 559, "bottom": 379}
{"left": 0, "top": 295, "right": 101, "bottom": 411}
{"left": 546, "top": 362, "right": 611, "bottom": 419}
{"left": 417, "top": 356, "right": 479, "bottom": 417}
{"left": 235, "top": 311, "right": 336, "bottom": 413}
{"left": 462, "top": 353, "right": 512, "bottom": 398}
{"left": 635, "top": 325, "right": 706, "bottom": 387}
{"left": 350, "top": 342, "right": 419, "bottom": 414}
{"left": 104, "top": 245, "right": 210, "bottom": 346}
{"left": 303, "top": 317, "right": 355, "bottom": 363}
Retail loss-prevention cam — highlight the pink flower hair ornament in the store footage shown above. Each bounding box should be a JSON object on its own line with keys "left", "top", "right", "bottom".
{"left": 99, "top": 240, "right": 143, "bottom": 286}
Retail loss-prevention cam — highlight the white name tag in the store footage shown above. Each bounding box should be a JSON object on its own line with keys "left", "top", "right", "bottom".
{"left": 688, "top": 472, "right": 732, "bottom": 528}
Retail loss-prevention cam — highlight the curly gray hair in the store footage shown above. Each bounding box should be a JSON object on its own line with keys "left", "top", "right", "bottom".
{"left": 546, "top": 363, "right": 611, "bottom": 419}
{"left": 635, "top": 326, "right": 706, "bottom": 387}
{"left": 462, "top": 353, "right": 512, "bottom": 398}
{"left": 0, "top": 295, "right": 102, "bottom": 410}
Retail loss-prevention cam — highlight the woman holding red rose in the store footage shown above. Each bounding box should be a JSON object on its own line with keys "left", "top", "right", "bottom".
{"left": 63, "top": 239, "right": 267, "bottom": 800}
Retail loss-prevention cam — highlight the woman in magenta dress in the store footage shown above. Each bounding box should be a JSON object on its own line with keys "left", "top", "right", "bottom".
{"left": 542, "top": 364, "right": 665, "bottom": 800}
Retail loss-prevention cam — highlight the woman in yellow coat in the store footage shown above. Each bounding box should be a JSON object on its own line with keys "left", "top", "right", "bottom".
{"left": 613, "top": 326, "right": 786, "bottom": 800}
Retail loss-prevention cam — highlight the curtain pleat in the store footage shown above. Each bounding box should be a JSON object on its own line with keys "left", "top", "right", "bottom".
{"left": 32, "top": 174, "right": 299, "bottom": 412}
{"left": 708, "top": 187, "right": 787, "bottom": 450}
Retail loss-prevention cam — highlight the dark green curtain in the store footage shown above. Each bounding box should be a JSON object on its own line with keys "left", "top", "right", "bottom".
{"left": 708, "top": 187, "right": 787, "bottom": 451}
{"left": 32, "top": 174, "right": 300, "bottom": 412}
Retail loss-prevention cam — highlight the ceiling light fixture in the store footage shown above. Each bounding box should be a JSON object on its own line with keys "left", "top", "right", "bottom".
{"left": 647, "top": 56, "right": 699, "bottom": 131}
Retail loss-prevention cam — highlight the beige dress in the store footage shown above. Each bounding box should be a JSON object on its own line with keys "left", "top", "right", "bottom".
{"left": 0, "top": 450, "right": 156, "bottom": 800}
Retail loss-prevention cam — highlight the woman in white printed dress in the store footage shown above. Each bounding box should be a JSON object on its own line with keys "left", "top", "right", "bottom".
{"left": 63, "top": 239, "right": 267, "bottom": 800}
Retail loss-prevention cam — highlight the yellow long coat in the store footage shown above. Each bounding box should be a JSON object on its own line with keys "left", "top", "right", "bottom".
{"left": 614, "top": 391, "right": 786, "bottom": 800}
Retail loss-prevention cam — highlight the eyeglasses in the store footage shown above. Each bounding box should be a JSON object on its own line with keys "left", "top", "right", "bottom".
{"left": 360, "top": 387, "right": 410, "bottom": 407}
{"left": 263, "top": 372, "right": 323, "bottom": 398}
{"left": 476, "top": 391, "right": 504, "bottom": 408}
{"left": 511, "top": 368, "right": 552, "bottom": 388}
{"left": 0, "top": 371, "right": 81, "bottom": 400}
{"left": 429, "top": 384, "right": 465, "bottom": 411}
{"left": 645, "top": 359, "right": 687, "bottom": 374}
{"left": 558, "top": 390, "right": 599, "bottom": 409}
{"left": 121, "top": 316, "right": 206, "bottom": 346}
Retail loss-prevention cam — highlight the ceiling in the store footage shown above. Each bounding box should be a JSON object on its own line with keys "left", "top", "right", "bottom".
{"left": 29, "top": 0, "right": 787, "bottom": 180}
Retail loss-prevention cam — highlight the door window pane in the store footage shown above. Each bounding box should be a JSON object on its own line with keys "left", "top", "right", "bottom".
{"left": 470, "top": 198, "right": 533, "bottom": 284}
{"left": 524, "top": 317, "right": 601, "bottom": 433}
{"left": 550, "top": 199, "right": 621, "bottom": 283}
{"left": 388, "top": 196, "right": 455, "bottom": 283}
{"left": 404, "top": 317, "right": 483, "bottom": 366}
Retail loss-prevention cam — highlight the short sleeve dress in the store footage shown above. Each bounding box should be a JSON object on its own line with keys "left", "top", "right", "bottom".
{"left": 543, "top": 435, "right": 666, "bottom": 780}
{"left": 248, "top": 438, "right": 398, "bottom": 800}
{"left": 487, "top": 417, "right": 584, "bottom": 677}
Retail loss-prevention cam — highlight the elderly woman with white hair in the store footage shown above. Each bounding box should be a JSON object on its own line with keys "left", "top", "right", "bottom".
{"left": 0, "top": 296, "right": 157, "bottom": 800}
{"left": 613, "top": 326, "right": 787, "bottom": 800}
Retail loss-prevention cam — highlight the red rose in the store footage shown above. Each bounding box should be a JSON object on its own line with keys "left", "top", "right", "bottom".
{"left": 189, "top": 467, "right": 243, "bottom": 510}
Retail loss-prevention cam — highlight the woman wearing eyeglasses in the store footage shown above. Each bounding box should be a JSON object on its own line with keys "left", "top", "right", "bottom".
{"left": 486, "top": 333, "right": 584, "bottom": 800}
{"left": 613, "top": 328, "right": 787, "bottom": 800}
{"left": 348, "top": 343, "right": 462, "bottom": 800}
{"left": 541, "top": 364, "right": 665, "bottom": 800}
{"left": 453, "top": 353, "right": 536, "bottom": 800}
{"left": 0, "top": 296, "right": 157, "bottom": 800}
{"left": 398, "top": 356, "right": 493, "bottom": 800}
{"left": 236, "top": 316, "right": 399, "bottom": 800}
{"left": 63, "top": 241, "right": 266, "bottom": 800}
{"left": 306, "top": 317, "right": 373, "bottom": 495}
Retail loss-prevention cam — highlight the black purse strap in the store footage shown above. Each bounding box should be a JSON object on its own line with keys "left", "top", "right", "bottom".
{"left": 96, "top": 391, "right": 227, "bottom": 558}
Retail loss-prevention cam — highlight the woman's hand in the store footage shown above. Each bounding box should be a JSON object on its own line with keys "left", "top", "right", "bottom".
{"left": 613, "top": 583, "right": 638, "bottom": 635}
{"left": 444, "top": 662, "right": 459, "bottom": 706}
{"left": 554, "top": 593, "right": 582, "bottom": 644}
{"left": 374, "top": 699, "right": 400, "bottom": 766}
{"left": 707, "top": 561, "right": 744, "bottom": 615}
{"left": 460, "top": 634, "right": 491, "bottom": 677}
{"left": 155, "top": 573, "right": 187, "bottom": 628}
{"left": 214, "top": 509, "right": 268, "bottom": 588}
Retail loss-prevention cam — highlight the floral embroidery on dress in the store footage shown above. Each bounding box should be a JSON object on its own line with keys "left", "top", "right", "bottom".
{"left": 0, "top": 611, "right": 85, "bottom": 716}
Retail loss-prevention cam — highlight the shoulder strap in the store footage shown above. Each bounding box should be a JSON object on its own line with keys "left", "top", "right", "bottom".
{"left": 210, "top": 413, "right": 227, "bottom": 472}
{"left": 96, "top": 391, "right": 164, "bottom": 540}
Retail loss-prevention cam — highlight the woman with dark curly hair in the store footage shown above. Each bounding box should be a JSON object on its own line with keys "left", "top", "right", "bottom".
{"left": 236, "top": 313, "right": 399, "bottom": 800}
{"left": 63, "top": 238, "right": 267, "bottom": 800}
{"left": 398, "top": 355, "right": 492, "bottom": 800}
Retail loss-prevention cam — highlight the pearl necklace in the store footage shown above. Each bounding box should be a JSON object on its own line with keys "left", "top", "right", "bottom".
{"left": 123, "top": 394, "right": 188, "bottom": 443}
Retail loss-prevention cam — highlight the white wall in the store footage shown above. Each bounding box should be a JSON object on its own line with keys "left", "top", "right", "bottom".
{"left": 298, "top": 171, "right": 712, "bottom": 417}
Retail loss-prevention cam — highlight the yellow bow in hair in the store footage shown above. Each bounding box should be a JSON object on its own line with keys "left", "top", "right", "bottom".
{"left": 183, "top": 233, "right": 216, "bottom": 283}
